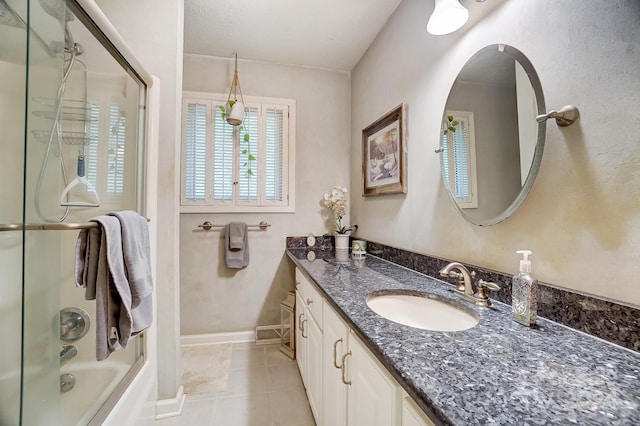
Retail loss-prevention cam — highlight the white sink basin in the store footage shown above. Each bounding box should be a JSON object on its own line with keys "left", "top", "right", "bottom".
{"left": 366, "top": 293, "right": 479, "bottom": 332}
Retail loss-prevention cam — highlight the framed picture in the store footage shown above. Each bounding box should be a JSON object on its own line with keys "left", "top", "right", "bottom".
{"left": 362, "top": 103, "right": 407, "bottom": 196}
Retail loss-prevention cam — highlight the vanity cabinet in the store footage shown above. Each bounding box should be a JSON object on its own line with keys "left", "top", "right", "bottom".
{"left": 296, "top": 267, "right": 435, "bottom": 426}
{"left": 346, "top": 329, "right": 400, "bottom": 425}
{"left": 295, "top": 290, "right": 307, "bottom": 384}
{"left": 295, "top": 269, "right": 323, "bottom": 424}
{"left": 322, "top": 301, "right": 349, "bottom": 426}
{"left": 401, "top": 392, "right": 435, "bottom": 426}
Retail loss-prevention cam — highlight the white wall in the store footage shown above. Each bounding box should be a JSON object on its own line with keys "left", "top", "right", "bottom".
{"left": 351, "top": 0, "right": 640, "bottom": 306}
{"left": 96, "top": 0, "right": 184, "bottom": 407}
{"left": 180, "top": 54, "right": 351, "bottom": 334}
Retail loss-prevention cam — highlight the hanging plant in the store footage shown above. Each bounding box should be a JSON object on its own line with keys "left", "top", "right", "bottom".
{"left": 226, "top": 53, "right": 245, "bottom": 126}
{"left": 218, "top": 105, "right": 255, "bottom": 177}
{"left": 444, "top": 115, "right": 459, "bottom": 135}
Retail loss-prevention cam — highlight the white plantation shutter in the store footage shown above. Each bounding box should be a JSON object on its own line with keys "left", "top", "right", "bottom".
{"left": 452, "top": 119, "right": 469, "bottom": 199}
{"left": 264, "top": 107, "right": 284, "bottom": 202}
{"left": 213, "top": 103, "right": 234, "bottom": 202}
{"left": 181, "top": 92, "right": 295, "bottom": 212}
{"left": 442, "top": 111, "right": 477, "bottom": 208}
{"left": 238, "top": 106, "right": 259, "bottom": 202}
{"left": 86, "top": 103, "right": 100, "bottom": 190}
{"left": 184, "top": 102, "right": 207, "bottom": 201}
{"left": 107, "top": 104, "right": 125, "bottom": 197}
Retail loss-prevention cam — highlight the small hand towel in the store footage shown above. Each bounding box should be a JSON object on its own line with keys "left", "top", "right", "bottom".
{"left": 228, "top": 221, "right": 246, "bottom": 251}
{"left": 225, "top": 222, "right": 249, "bottom": 268}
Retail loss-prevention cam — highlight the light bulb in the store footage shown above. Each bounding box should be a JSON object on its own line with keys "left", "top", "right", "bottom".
{"left": 427, "top": 0, "right": 469, "bottom": 35}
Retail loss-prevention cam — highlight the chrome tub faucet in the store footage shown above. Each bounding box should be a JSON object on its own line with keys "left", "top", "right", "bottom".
{"left": 60, "top": 344, "right": 77, "bottom": 364}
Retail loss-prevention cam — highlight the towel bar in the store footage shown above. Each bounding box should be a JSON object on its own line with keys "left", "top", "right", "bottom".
{"left": 0, "top": 218, "right": 151, "bottom": 232}
{"left": 196, "top": 221, "right": 270, "bottom": 231}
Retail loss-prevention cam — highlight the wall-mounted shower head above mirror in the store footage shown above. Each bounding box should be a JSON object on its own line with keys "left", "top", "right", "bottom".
{"left": 437, "top": 44, "right": 546, "bottom": 226}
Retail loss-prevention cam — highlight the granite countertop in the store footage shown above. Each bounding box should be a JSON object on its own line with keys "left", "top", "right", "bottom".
{"left": 286, "top": 249, "right": 640, "bottom": 426}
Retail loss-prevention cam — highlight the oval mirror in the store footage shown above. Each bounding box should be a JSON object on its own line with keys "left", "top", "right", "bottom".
{"left": 439, "top": 44, "right": 545, "bottom": 226}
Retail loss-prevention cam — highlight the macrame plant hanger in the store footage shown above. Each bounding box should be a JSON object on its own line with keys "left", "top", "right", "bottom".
{"left": 226, "top": 53, "right": 245, "bottom": 126}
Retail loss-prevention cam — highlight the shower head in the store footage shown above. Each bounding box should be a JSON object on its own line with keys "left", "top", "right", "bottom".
{"left": 0, "top": 0, "right": 26, "bottom": 29}
{"left": 39, "top": 0, "right": 74, "bottom": 22}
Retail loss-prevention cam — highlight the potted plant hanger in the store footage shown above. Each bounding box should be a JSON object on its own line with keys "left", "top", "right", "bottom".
{"left": 226, "top": 53, "right": 245, "bottom": 126}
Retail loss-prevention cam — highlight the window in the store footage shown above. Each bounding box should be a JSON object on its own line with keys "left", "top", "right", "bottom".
{"left": 85, "top": 91, "right": 132, "bottom": 206}
{"left": 441, "top": 110, "right": 478, "bottom": 208}
{"left": 181, "top": 92, "right": 295, "bottom": 212}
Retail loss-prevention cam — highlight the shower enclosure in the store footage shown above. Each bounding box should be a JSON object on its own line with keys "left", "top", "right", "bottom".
{"left": 0, "top": 0, "right": 154, "bottom": 424}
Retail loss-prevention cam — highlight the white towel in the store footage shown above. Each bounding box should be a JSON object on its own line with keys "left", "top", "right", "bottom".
{"left": 108, "top": 211, "right": 153, "bottom": 335}
{"left": 225, "top": 222, "right": 249, "bottom": 268}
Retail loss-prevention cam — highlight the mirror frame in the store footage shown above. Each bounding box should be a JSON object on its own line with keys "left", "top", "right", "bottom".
{"left": 441, "top": 44, "right": 546, "bottom": 226}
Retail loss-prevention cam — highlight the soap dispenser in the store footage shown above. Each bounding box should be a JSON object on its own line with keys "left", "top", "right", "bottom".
{"left": 512, "top": 250, "right": 538, "bottom": 326}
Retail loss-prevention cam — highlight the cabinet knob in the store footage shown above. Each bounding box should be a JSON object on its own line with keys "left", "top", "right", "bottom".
{"left": 306, "top": 298, "right": 313, "bottom": 305}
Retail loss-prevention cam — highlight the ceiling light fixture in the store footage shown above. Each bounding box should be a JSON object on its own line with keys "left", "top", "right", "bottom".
{"left": 426, "top": 0, "right": 469, "bottom": 35}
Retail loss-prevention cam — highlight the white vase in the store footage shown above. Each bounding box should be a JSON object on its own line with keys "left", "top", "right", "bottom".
{"left": 334, "top": 234, "right": 350, "bottom": 250}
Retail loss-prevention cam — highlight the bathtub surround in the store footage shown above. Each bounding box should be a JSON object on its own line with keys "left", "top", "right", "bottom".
{"left": 287, "top": 237, "right": 639, "bottom": 353}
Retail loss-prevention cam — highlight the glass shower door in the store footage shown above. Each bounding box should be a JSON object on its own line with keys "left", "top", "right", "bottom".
{"left": 0, "top": 1, "right": 29, "bottom": 423}
{"left": 2, "top": 1, "right": 149, "bottom": 423}
{"left": 0, "top": 0, "right": 65, "bottom": 424}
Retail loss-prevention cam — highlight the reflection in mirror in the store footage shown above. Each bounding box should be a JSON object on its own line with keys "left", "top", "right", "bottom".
{"left": 440, "top": 44, "right": 545, "bottom": 226}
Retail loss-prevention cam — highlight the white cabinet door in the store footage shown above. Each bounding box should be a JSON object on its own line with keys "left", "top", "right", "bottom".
{"left": 306, "top": 314, "right": 323, "bottom": 425}
{"left": 322, "top": 303, "right": 349, "bottom": 426}
{"left": 295, "top": 290, "right": 307, "bottom": 386}
{"left": 402, "top": 392, "right": 435, "bottom": 426}
{"left": 347, "top": 331, "right": 400, "bottom": 426}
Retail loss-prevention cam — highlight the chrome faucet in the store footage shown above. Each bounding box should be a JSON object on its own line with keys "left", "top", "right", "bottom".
{"left": 439, "top": 262, "right": 500, "bottom": 307}
{"left": 60, "top": 344, "right": 77, "bottom": 364}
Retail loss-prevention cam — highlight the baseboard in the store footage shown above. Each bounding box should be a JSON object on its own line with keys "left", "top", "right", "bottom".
{"left": 180, "top": 330, "right": 255, "bottom": 347}
{"left": 155, "top": 385, "right": 185, "bottom": 420}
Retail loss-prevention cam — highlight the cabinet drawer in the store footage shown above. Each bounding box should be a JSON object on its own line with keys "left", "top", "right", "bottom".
{"left": 296, "top": 268, "right": 323, "bottom": 328}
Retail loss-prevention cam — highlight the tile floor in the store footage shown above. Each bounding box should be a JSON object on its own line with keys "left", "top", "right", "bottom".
{"left": 155, "top": 342, "right": 315, "bottom": 426}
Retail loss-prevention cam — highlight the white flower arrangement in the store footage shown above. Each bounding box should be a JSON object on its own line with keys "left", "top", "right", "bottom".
{"left": 323, "top": 186, "right": 358, "bottom": 235}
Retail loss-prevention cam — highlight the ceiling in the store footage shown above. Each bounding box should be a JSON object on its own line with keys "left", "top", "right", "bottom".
{"left": 183, "top": 0, "right": 402, "bottom": 71}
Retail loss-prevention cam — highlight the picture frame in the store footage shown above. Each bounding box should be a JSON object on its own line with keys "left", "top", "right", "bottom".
{"left": 362, "top": 103, "right": 407, "bottom": 196}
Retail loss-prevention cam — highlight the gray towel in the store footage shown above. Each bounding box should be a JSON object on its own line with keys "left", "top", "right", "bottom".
{"left": 74, "top": 211, "right": 153, "bottom": 360}
{"left": 228, "top": 222, "right": 245, "bottom": 251}
{"left": 108, "top": 210, "right": 153, "bottom": 335}
{"left": 75, "top": 226, "right": 101, "bottom": 300}
{"left": 91, "top": 215, "right": 133, "bottom": 361}
{"left": 225, "top": 222, "right": 249, "bottom": 268}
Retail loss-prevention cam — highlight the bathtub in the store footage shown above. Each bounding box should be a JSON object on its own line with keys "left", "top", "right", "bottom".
{"left": 60, "top": 361, "right": 131, "bottom": 426}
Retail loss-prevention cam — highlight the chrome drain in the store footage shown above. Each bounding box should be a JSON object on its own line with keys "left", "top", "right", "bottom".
{"left": 60, "top": 373, "right": 75, "bottom": 392}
